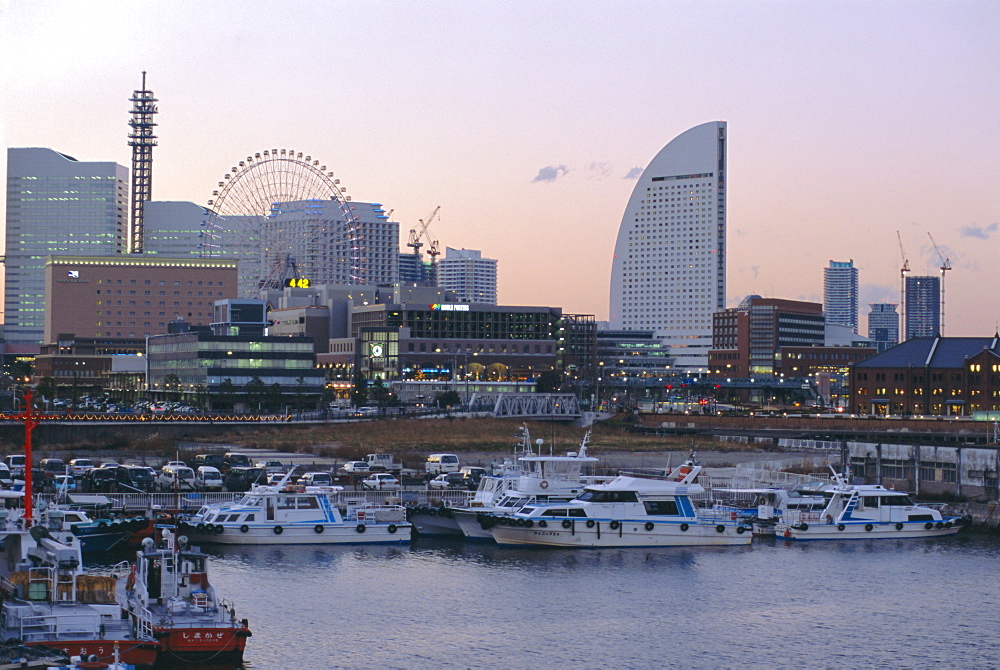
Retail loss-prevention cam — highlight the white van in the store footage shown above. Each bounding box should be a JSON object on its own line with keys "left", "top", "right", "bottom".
{"left": 157, "top": 464, "right": 196, "bottom": 492}
{"left": 425, "top": 453, "right": 460, "bottom": 475}
{"left": 195, "top": 466, "right": 224, "bottom": 491}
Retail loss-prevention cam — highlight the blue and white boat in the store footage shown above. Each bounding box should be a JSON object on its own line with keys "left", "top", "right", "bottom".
{"left": 178, "top": 473, "right": 411, "bottom": 545}
{"left": 485, "top": 460, "right": 752, "bottom": 548}
{"left": 774, "top": 468, "right": 966, "bottom": 540}
{"left": 450, "top": 427, "right": 600, "bottom": 540}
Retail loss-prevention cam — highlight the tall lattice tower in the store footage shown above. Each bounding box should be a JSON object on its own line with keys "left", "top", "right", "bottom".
{"left": 128, "top": 71, "right": 158, "bottom": 253}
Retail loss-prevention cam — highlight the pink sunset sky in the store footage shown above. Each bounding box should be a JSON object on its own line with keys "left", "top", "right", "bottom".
{"left": 1, "top": 1, "right": 997, "bottom": 334}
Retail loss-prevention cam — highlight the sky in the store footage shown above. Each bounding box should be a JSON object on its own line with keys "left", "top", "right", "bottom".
{"left": 1, "top": 0, "right": 998, "bottom": 334}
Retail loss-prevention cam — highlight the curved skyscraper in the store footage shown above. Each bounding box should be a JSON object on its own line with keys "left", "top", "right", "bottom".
{"left": 609, "top": 121, "right": 727, "bottom": 373}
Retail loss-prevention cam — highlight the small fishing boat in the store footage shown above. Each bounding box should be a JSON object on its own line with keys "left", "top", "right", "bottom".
{"left": 451, "top": 427, "right": 600, "bottom": 540}
{"left": 774, "top": 467, "right": 966, "bottom": 540}
{"left": 177, "top": 472, "right": 410, "bottom": 545}
{"left": 485, "top": 460, "right": 752, "bottom": 548}
{"left": 120, "top": 529, "right": 251, "bottom": 666}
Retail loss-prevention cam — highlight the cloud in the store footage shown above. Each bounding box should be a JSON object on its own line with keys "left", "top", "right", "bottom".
{"left": 623, "top": 167, "right": 643, "bottom": 180}
{"left": 532, "top": 165, "right": 569, "bottom": 183}
{"left": 587, "top": 162, "right": 612, "bottom": 179}
{"left": 960, "top": 222, "right": 999, "bottom": 240}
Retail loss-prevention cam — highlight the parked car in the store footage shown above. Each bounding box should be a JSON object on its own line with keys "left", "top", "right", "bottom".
{"left": 341, "top": 461, "right": 370, "bottom": 474}
{"left": 115, "top": 465, "right": 156, "bottom": 492}
{"left": 39, "top": 458, "right": 67, "bottom": 474}
{"left": 428, "top": 472, "right": 466, "bottom": 490}
{"left": 79, "top": 467, "right": 117, "bottom": 493}
{"left": 256, "top": 460, "right": 284, "bottom": 475}
{"left": 68, "top": 458, "right": 95, "bottom": 476}
{"left": 157, "top": 464, "right": 197, "bottom": 492}
{"left": 192, "top": 454, "right": 225, "bottom": 470}
{"left": 53, "top": 474, "right": 77, "bottom": 493}
{"left": 225, "top": 466, "right": 267, "bottom": 492}
{"left": 362, "top": 473, "right": 401, "bottom": 491}
{"left": 195, "top": 466, "right": 224, "bottom": 491}
{"left": 3, "top": 455, "right": 25, "bottom": 476}
{"left": 459, "top": 466, "right": 488, "bottom": 488}
{"left": 223, "top": 452, "right": 252, "bottom": 471}
{"left": 297, "top": 472, "right": 334, "bottom": 487}
{"left": 425, "top": 453, "right": 460, "bottom": 475}
{"left": 0, "top": 463, "right": 12, "bottom": 486}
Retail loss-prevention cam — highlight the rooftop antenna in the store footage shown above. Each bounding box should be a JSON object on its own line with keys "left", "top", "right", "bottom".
{"left": 128, "top": 71, "right": 158, "bottom": 254}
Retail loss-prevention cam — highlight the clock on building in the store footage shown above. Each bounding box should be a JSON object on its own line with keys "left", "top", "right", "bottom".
{"left": 370, "top": 344, "right": 384, "bottom": 358}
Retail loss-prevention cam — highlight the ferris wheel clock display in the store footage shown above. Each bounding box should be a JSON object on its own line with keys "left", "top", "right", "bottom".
{"left": 202, "top": 149, "right": 360, "bottom": 297}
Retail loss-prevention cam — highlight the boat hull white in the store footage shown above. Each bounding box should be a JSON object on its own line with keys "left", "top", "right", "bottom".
{"left": 775, "top": 519, "right": 961, "bottom": 541}
{"left": 451, "top": 509, "right": 495, "bottom": 540}
{"left": 490, "top": 519, "right": 751, "bottom": 548}
{"left": 182, "top": 522, "right": 411, "bottom": 545}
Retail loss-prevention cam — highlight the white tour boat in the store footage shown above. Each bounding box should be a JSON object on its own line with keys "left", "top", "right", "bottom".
{"left": 486, "top": 461, "right": 752, "bottom": 548}
{"left": 451, "top": 427, "right": 601, "bottom": 540}
{"left": 774, "top": 468, "right": 966, "bottom": 540}
{"left": 178, "top": 473, "right": 411, "bottom": 545}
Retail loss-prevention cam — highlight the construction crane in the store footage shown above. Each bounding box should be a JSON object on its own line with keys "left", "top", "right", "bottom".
{"left": 928, "top": 232, "right": 952, "bottom": 335}
{"left": 406, "top": 206, "right": 440, "bottom": 260}
{"left": 897, "top": 231, "right": 909, "bottom": 339}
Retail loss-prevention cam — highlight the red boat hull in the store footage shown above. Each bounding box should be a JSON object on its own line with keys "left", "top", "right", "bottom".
{"left": 153, "top": 625, "right": 250, "bottom": 666}
{"left": 29, "top": 639, "right": 160, "bottom": 667}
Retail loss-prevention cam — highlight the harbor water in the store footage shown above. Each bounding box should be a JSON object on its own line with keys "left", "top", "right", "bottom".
{"left": 141, "top": 533, "right": 1000, "bottom": 669}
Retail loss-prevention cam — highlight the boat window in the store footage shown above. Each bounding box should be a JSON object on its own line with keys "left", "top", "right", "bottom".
{"left": 519, "top": 507, "right": 537, "bottom": 516}
{"left": 541, "top": 508, "right": 567, "bottom": 517}
{"left": 64, "top": 514, "right": 84, "bottom": 523}
{"left": 860, "top": 496, "right": 879, "bottom": 508}
{"left": 882, "top": 495, "right": 913, "bottom": 506}
{"left": 567, "top": 508, "right": 587, "bottom": 517}
{"left": 297, "top": 497, "right": 320, "bottom": 509}
{"left": 576, "top": 491, "right": 638, "bottom": 503}
{"left": 643, "top": 500, "right": 680, "bottom": 515}
{"left": 277, "top": 497, "right": 298, "bottom": 510}
{"left": 244, "top": 514, "right": 255, "bottom": 522}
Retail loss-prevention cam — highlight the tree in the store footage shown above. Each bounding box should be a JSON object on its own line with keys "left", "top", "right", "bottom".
{"left": 370, "top": 378, "right": 392, "bottom": 410}
{"left": 35, "top": 377, "right": 56, "bottom": 407}
{"left": 245, "top": 376, "right": 266, "bottom": 412}
{"left": 163, "top": 374, "right": 182, "bottom": 402}
{"left": 216, "top": 378, "right": 236, "bottom": 411}
{"left": 266, "top": 383, "right": 283, "bottom": 412}
{"left": 352, "top": 370, "right": 368, "bottom": 408}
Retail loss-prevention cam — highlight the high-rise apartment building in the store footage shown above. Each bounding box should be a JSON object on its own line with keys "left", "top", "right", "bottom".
{"left": 609, "top": 121, "right": 726, "bottom": 373}
{"left": 867, "top": 302, "right": 899, "bottom": 352}
{"left": 438, "top": 248, "right": 497, "bottom": 304}
{"left": 4, "top": 148, "right": 128, "bottom": 346}
{"left": 142, "top": 201, "right": 209, "bottom": 257}
{"left": 904, "top": 275, "right": 940, "bottom": 340}
{"left": 824, "top": 259, "right": 859, "bottom": 333}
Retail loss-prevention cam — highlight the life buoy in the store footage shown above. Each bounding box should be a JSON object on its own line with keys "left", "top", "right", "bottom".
{"left": 715, "top": 524, "right": 725, "bottom": 533}
{"left": 356, "top": 524, "right": 366, "bottom": 533}
{"left": 925, "top": 522, "right": 934, "bottom": 530}
{"left": 388, "top": 524, "right": 398, "bottom": 534}
{"left": 538, "top": 520, "right": 547, "bottom": 528}
{"left": 944, "top": 521, "right": 953, "bottom": 528}
{"left": 679, "top": 523, "right": 689, "bottom": 532}
{"left": 196, "top": 523, "right": 206, "bottom": 532}
{"left": 799, "top": 523, "right": 809, "bottom": 531}
{"left": 585, "top": 519, "right": 596, "bottom": 529}
{"left": 645, "top": 522, "right": 655, "bottom": 531}
{"left": 783, "top": 529, "right": 792, "bottom": 538}
{"left": 561, "top": 519, "right": 573, "bottom": 529}
{"left": 525, "top": 520, "right": 534, "bottom": 528}
{"left": 540, "top": 480, "right": 549, "bottom": 490}
{"left": 274, "top": 525, "right": 283, "bottom": 535}
{"left": 609, "top": 520, "right": 621, "bottom": 530}
{"left": 895, "top": 522, "right": 904, "bottom": 530}
{"left": 736, "top": 526, "right": 746, "bottom": 534}
{"left": 214, "top": 524, "right": 224, "bottom": 534}
{"left": 240, "top": 524, "right": 249, "bottom": 533}
{"left": 837, "top": 524, "right": 845, "bottom": 531}
{"left": 314, "top": 525, "right": 324, "bottom": 534}
{"left": 865, "top": 524, "right": 874, "bottom": 532}
{"left": 935, "top": 521, "right": 944, "bottom": 529}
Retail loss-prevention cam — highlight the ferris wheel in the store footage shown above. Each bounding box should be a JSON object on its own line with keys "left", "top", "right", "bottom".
{"left": 201, "top": 148, "right": 358, "bottom": 297}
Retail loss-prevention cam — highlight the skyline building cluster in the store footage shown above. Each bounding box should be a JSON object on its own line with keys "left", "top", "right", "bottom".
{"left": 2, "top": 75, "right": 499, "bottom": 353}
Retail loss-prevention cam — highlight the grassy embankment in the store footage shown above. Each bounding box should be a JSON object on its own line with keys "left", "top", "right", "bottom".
{"left": 188, "top": 416, "right": 759, "bottom": 464}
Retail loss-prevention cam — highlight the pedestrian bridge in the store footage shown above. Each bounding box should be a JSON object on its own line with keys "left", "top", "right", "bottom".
{"left": 487, "top": 393, "right": 582, "bottom": 420}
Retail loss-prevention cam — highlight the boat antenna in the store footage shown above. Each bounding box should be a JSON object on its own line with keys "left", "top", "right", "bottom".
{"left": 577, "top": 430, "right": 590, "bottom": 458}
